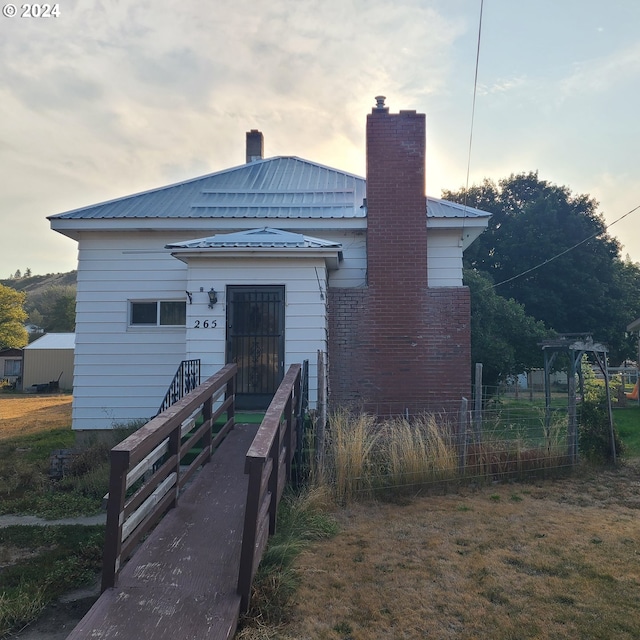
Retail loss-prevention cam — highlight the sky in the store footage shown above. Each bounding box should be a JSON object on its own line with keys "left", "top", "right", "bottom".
{"left": 1, "top": 0, "right": 639, "bottom": 277}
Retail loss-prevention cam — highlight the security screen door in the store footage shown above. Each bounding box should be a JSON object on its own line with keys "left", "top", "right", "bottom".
{"left": 226, "top": 286, "right": 285, "bottom": 410}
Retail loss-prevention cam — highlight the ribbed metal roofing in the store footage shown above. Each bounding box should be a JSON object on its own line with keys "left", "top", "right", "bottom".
{"left": 426, "top": 196, "right": 491, "bottom": 219}
{"left": 50, "top": 157, "right": 367, "bottom": 221}
{"left": 166, "top": 227, "right": 342, "bottom": 250}
{"left": 48, "top": 156, "right": 491, "bottom": 223}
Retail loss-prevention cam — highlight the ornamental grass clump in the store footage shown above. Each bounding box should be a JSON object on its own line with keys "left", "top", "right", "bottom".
{"left": 321, "top": 409, "right": 458, "bottom": 503}
{"left": 382, "top": 414, "right": 458, "bottom": 491}
{"left": 322, "top": 409, "right": 381, "bottom": 504}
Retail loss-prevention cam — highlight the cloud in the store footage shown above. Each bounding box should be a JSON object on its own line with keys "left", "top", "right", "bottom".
{"left": 559, "top": 41, "right": 640, "bottom": 98}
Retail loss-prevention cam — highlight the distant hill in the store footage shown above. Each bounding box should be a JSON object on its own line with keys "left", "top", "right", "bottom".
{"left": 0, "top": 271, "right": 77, "bottom": 296}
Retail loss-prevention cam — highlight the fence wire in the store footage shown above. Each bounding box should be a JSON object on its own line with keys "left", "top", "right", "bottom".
{"left": 319, "top": 384, "right": 604, "bottom": 501}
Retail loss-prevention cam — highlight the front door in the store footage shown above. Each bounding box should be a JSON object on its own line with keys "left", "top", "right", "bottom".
{"left": 226, "top": 286, "right": 285, "bottom": 410}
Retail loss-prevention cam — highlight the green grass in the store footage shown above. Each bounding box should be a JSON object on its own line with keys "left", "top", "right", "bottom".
{"left": 0, "top": 428, "right": 112, "bottom": 519}
{"left": 0, "top": 525, "right": 104, "bottom": 636}
{"left": 0, "top": 426, "right": 74, "bottom": 465}
{"left": 215, "top": 412, "right": 265, "bottom": 426}
{"left": 240, "top": 487, "right": 337, "bottom": 627}
{"left": 481, "top": 398, "right": 568, "bottom": 448}
{"left": 614, "top": 406, "right": 640, "bottom": 457}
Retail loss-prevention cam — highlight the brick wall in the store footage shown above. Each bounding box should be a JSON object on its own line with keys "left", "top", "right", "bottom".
{"left": 328, "top": 287, "right": 471, "bottom": 414}
{"left": 326, "top": 101, "right": 472, "bottom": 415}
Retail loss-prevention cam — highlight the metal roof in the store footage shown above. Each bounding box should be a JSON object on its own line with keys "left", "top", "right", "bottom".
{"left": 426, "top": 196, "right": 491, "bottom": 219}
{"left": 166, "top": 227, "right": 342, "bottom": 250}
{"left": 24, "top": 333, "right": 75, "bottom": 350}
{"left": 49, "top": 156, "right": 491, "bottom": 223}
{"left": 50, "top": 157, "right": 366, "bottom": 221}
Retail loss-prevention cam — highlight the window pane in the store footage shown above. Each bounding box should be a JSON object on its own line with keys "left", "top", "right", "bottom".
{"left": 4, "top": 360, "right": 21, "bottom": 376}
{"left": 160, "top": 301, "right": 186, "bottom": 326}
{"left": 131, "top": 302, "right": 157, "bottom": 324}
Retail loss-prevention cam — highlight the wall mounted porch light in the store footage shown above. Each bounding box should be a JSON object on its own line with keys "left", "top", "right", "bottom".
{"left": 207, "top": 288, "right": 218, "bottom": 308}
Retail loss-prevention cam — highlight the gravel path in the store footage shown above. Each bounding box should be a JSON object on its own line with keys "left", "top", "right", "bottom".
{"left": 0, "top": 514, "right": 106, "bottom": 528}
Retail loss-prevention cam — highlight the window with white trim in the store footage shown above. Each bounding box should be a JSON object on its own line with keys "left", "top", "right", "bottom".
{"left": 129, "top": 301, "right": 186, "bottom": 327}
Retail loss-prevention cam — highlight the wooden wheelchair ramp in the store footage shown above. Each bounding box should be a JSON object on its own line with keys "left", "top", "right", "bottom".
{"left": 67, "top": 423, "right": 257, "bottom": 640}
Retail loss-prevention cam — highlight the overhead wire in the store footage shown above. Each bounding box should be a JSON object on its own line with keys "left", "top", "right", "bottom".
{"left": 486, "top": 203, "right": 640, "bottom": 290}
{"left": 463, "top": 0, "right": 484, "bottom": 210}
{"left": 460, "top": 0, "right": 640, "bottom": 292}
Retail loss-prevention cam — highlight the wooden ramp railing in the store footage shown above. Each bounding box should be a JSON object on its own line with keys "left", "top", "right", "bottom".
{"left": 67, "top": 362, "right": 305, "bottom": 640}
{"left": 102, "top": 363, "right": 237, "bottom": 591}
{"left": 237, "top": 362, "right": 302, "bottom": 612}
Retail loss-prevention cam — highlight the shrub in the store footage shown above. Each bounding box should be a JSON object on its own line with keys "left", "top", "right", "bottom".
{"left": 578, "top": 387, "right": 624, "bottom": 463}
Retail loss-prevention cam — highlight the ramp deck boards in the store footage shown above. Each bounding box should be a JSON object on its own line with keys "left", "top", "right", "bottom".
{"left": 67, "top": 423, "right": 257, "bottom": 640}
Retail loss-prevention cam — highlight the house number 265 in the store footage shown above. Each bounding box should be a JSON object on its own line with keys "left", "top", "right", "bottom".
{"left": 194, "top": 319, "right": 217, "bottom": 328}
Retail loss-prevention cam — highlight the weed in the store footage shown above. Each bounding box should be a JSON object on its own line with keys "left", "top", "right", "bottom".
{"left": 0, "top": 582, "right": 48, "bottom": 636}
{"left": 333, "top": 621, "right": 353, "bottom": 636}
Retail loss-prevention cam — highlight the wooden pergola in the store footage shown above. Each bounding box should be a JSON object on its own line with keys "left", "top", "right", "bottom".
{"left": 541, "top": 334, "right": 616, "bottom": 464}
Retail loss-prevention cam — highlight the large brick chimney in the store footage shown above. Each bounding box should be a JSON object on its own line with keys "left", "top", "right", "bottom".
{"left": 328, "top": 97, "right": 471, "bottom": 414}
{"left": 366, "top": 96, "right": 427, "bottom": 293}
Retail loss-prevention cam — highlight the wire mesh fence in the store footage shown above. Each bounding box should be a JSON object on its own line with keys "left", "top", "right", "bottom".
{"left": 316, "top": 385, "right": 589, "bottom": 503}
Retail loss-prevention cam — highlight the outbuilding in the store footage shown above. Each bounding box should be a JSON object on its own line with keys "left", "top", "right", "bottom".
{"left": 0, "top": 348, "right": 23, "bottom": 389}
{"left": 22, "top": 333, "right": 75, "bottom": 392}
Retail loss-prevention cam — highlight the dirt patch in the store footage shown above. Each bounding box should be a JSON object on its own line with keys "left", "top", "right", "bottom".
{"left": 239, "top": 460, "right": 640, "bottom": 639}
{"left": 0, "top": 396, "right": 72, "bottom": 440}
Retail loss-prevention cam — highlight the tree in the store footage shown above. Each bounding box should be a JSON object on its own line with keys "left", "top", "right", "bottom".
{"left": 444, "top": 172, "right": 639, "bottom": 363}
{"left": 26, "top": 285, "right": 76, "bottom": 333}
{"left": 0, "top": 284, "right": 28, "bottom": 349}
{"left": 464, "top": 269, "right": 551, "bottom": 389}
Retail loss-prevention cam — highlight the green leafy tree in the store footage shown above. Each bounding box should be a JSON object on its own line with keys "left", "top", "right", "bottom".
{"left": 444, "top": 172, "right": 639, "bottom": 362}
{"left": 464, "top": 269, "right": 551, "bottom": 389}
{"left": 0, "top": 284, "right": 28, "bottom": 349}
{"left": 26, "top": 285, "right": 76, "bottom": 333}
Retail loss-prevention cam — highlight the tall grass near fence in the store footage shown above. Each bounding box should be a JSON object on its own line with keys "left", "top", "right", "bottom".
{"left": 319, "top": 409, "right": 459, "bottom": 503}
{"left": 384, "top": 414, "right": 458, "bottom": 490}
{"left": 318, "top": 405, "right": 573, "bottom": 504}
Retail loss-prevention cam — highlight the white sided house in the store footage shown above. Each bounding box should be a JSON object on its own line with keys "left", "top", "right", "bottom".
{"left": 49, "top": 100, "right": 490, "bottom": 434}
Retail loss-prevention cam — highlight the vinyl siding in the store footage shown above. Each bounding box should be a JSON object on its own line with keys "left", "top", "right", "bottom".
{"left": 71, "top": 232, "right": 335, "bottom": 430}
{"left": 72, "top": 232, "right": 189, "bottom": 430}
{"left": 427, "top": 231, "right": 464, "bottom": 287}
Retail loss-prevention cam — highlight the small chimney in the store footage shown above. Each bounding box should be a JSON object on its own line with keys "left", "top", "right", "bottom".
{"left": 246, "top": 129, "right": 264, "bottom": 163}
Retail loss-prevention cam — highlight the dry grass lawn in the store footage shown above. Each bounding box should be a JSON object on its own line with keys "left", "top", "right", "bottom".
{"left": 241, "top": 463, "right": 640, "bottom": 640}
{"left": 0, "top": 395, "right": 73, "bottom": 440}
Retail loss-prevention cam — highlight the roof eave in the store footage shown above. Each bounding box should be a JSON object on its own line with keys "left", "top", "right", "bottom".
{"left": 50, "top": 217, "right": 367, "bottom": 235}
{"left": 169, "top": 246, "right": 343, "bottom": 270}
